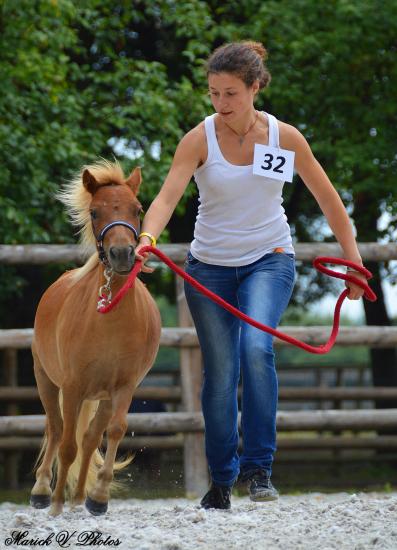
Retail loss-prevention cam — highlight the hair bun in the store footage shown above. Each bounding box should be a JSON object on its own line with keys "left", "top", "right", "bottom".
{"left": 242, "top": 41, "right": 268, "bottom": 60}
{"left": 206, "top": 41, "right": 271, "bottom": 90}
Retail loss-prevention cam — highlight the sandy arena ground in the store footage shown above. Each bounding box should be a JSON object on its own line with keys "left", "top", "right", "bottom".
{"left": 1, "top": 492, "right": 396, "bottom": 549}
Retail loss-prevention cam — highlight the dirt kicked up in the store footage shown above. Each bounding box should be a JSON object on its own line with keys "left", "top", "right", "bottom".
{"left": 1, "top": 492, "right": 396, "bottom": 550}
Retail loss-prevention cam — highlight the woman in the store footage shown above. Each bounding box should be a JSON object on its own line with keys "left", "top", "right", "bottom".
{"left": 136, "top": 41, "right": 366, "bottom": 509}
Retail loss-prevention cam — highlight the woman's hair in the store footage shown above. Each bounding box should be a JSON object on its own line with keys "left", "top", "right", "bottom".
{"left": 206, "top": 41, "right": 271, "bottom": 89}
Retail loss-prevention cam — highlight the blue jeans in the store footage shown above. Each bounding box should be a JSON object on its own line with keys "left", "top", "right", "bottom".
{"left": 184, "top": 250, "right": 295, "bottom": 487}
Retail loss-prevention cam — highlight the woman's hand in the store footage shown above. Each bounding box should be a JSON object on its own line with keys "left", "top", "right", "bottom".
{"left": 135, "top": 243, "right": 155, "bottom": 273}
{"left": 345, "top": 270, "right": 367, "bottom": 300}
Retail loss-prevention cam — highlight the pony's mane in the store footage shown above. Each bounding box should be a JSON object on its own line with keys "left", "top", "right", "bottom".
{"left": 57, "top": 159, "right": 128, "bottom": 282}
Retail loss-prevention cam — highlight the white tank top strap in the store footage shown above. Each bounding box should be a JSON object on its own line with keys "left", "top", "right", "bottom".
{"left": 203, "top": 114, "right": 218, "bottom": 163}
{"left": 264, "top": 112, "right": 280, "bottom": 148}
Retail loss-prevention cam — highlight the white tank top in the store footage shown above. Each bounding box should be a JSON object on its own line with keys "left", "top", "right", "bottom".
{"left": 190, "top": 112, "right": 294, "bottom": 266}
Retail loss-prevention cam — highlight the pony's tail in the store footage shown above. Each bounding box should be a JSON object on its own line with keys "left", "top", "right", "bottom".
{"left": 59, "top": 393, "right": 133, "bottom": 498}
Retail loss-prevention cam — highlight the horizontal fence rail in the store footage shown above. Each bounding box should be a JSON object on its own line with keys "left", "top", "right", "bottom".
{"left": 1, "top": 326, "right": 397, "bottom": 350}
{"left": 1, "top": 435, "right": 397, "bottom": 452}
{"left": 2, "top": 409, "right": 397, "bottom": 436}
{"left": 1, "top": 242, "right": 396, "bottom": 264}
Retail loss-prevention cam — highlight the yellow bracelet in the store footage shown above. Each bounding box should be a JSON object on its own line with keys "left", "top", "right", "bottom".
{"left": 138, "top": 232, "right": 157, "bottom": 247}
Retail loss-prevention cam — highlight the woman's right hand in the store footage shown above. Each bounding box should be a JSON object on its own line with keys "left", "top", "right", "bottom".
{"left": 135, "top": 243, "right": 155, "bottom": 273}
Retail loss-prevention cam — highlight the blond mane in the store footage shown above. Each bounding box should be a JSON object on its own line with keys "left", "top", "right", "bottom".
{"left": 57, "top": 159, "right": 128, "bottom": 282}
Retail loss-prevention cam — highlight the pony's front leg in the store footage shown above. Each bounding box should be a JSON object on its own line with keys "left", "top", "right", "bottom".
{"left": 85, "top": 389, "right": 132, "bottom": 516}
{"left": 72, "top": 400, "right": 113, "bottom": 506}
{"left": 50, "top": 391, "right": 82, "bottom": 516}
{"left": 31, "top": 360, "right": 63, "bottom": 509}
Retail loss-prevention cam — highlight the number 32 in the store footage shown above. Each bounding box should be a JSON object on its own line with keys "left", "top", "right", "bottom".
{"left": 261, "top": 153, "right": 286, "bottom": 173}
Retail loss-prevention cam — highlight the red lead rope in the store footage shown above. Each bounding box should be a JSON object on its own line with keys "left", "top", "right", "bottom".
{"left": 98, "top": 246, "right": 377, "bottom": 355}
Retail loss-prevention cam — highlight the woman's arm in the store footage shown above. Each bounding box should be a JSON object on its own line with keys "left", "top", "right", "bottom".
{"left": 280, "top": 123, "right": 365, "bottom": 299}
{"left": 136, "top": 125, "right": 205, "bottom": 271}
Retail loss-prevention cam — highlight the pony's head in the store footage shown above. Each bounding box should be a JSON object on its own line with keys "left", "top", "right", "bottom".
{"left": 59, "top": 160, "right": 143, "bottom": 275}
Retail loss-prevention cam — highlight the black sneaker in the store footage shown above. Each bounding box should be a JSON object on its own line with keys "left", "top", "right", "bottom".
{"left": 242, "top": 469, "right": 279, "bottom": 502}
{"left": 200, "top": 484, "right": 232, "bottom": 510}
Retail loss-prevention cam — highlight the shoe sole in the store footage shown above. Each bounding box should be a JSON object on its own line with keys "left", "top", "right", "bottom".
{"left": 201, "top": 504, "right": 231, "bottom": 510}
{"left": 249, "top": 494, "right": 279, "bottom": 502}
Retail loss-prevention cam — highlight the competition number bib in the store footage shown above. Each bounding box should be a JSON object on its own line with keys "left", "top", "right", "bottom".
{"left": 253, "top": 144, "right": 295, "bottom": 183}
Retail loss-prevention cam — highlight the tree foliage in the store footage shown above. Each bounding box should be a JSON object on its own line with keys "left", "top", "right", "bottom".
{"left": 0, "top": 0, "right": 209, "bottom": 245}
{"left": 1, "top": 0, "right": 396, "bottom": 245}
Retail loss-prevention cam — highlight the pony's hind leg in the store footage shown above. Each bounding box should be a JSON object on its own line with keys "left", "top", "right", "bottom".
{"left": 30, "top": 359, "right": 63, "bottom": 509}
{"left": 50, "top": 388, "right": 82, "bottom": 516}
{"left": 86, "top": 388, "right": 132, "bottom": 516}
{"left": 72, "top": 399, "right": 113, "bottom": 506}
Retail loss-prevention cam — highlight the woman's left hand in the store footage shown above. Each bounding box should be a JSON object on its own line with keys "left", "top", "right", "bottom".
{"left": 345, "top": 270, "right": 367, "bottom": 300}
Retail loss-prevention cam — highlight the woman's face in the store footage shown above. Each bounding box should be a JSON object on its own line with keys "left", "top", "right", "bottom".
{"left": 208, "top": 72, "right": 259, "bottom": 122}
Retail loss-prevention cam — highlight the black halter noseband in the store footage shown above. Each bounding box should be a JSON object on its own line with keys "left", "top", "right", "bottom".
{"left": 96, "top": 221, "right": 139, "bottom": 265}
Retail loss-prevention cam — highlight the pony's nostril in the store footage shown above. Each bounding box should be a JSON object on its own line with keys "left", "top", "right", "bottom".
{"left": 109, "top": 247, "right": 119, "bottom": 261}
{"left": 128, "top": 246, "right": 135, "bottom": 259}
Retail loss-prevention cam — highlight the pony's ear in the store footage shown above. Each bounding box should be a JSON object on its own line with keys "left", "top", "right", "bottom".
{"left": 82, "top": 169, "right": 99, "bottom": 195}
{"left": 125, "top": 167, "right": 142, "bottom": 195}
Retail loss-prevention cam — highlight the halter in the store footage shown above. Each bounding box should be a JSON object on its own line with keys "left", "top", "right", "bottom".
{"left": 96, "top": 221, "right": 139, "bottom": 265}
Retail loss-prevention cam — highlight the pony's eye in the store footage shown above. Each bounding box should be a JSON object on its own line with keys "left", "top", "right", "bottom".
{"left": 135, "top": 206, "right": 144, "bottom": 218}
{"left": 90, "top": 210, "right": 97, "bottom": 220}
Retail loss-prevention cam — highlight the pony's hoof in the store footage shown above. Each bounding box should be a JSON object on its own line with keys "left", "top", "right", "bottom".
{"left": 30, "top": 494, "right": 51, "bottom": 509}
{"left": 49, "top": 502, "right": 63, "bottom": 516}
{"left": 85, "top": 496, "right": 108, "bottom": 516}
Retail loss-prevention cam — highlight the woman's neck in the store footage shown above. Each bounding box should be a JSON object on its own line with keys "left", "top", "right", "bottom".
{"left": 221, "top": 109, "right": 259, "bottom": 146}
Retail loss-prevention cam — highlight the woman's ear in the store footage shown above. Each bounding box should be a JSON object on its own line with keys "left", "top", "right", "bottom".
{"left": 252, "top": 80, "right": 260, "bottom": 96}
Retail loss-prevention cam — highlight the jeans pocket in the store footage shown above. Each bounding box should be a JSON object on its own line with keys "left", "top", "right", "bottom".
{"left": 270, "top": 252, "right": 296, "bottom": 281}
{"left": 271, "top": 251, "right": 295, "bottom": 263}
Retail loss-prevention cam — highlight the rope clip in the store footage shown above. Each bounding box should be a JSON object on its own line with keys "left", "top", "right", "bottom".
{"left": 97, "top": 266, "right": 114, "bottom": 311}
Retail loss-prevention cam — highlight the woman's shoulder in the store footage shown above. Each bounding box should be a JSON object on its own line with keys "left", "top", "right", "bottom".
{"left": 277, "top": 119, "right": 308, "bottom": 151}
{"left": 174, "top": 120, "right": 208, "bottom": 164}
{"left": 188, "top": 119, "right": 206, "bottom": 138}
{"left": 178, "top": 120, "right": 207, "bottom": 151}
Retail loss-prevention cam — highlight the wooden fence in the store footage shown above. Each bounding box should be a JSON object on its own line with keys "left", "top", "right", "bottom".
{"left": 1, "top": 242, "right": 397, "bottom": 494}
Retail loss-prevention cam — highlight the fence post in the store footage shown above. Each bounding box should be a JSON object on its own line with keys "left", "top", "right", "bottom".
{"left": 175, "top": 274, "right": 209, "bottom": 497}
{"left": 3, "top": 348, "right": 20, "bottom": 489}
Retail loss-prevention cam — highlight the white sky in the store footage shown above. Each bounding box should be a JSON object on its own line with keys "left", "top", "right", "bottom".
{"left": 311, "top": 279, "right": 397, "bottom": 322}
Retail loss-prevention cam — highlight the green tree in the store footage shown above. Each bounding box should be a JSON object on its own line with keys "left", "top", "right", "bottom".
{"left": 0, "top": 0, "right": 212, "bottom": 247}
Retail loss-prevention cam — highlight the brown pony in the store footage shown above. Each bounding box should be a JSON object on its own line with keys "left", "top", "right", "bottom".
{"left": 30, "top": 160, "right": 161, "bottom": 516}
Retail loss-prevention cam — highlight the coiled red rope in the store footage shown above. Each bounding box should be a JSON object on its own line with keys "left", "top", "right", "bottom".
{"left": 98, "top": 246, "right": 377, "bottom": 355}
